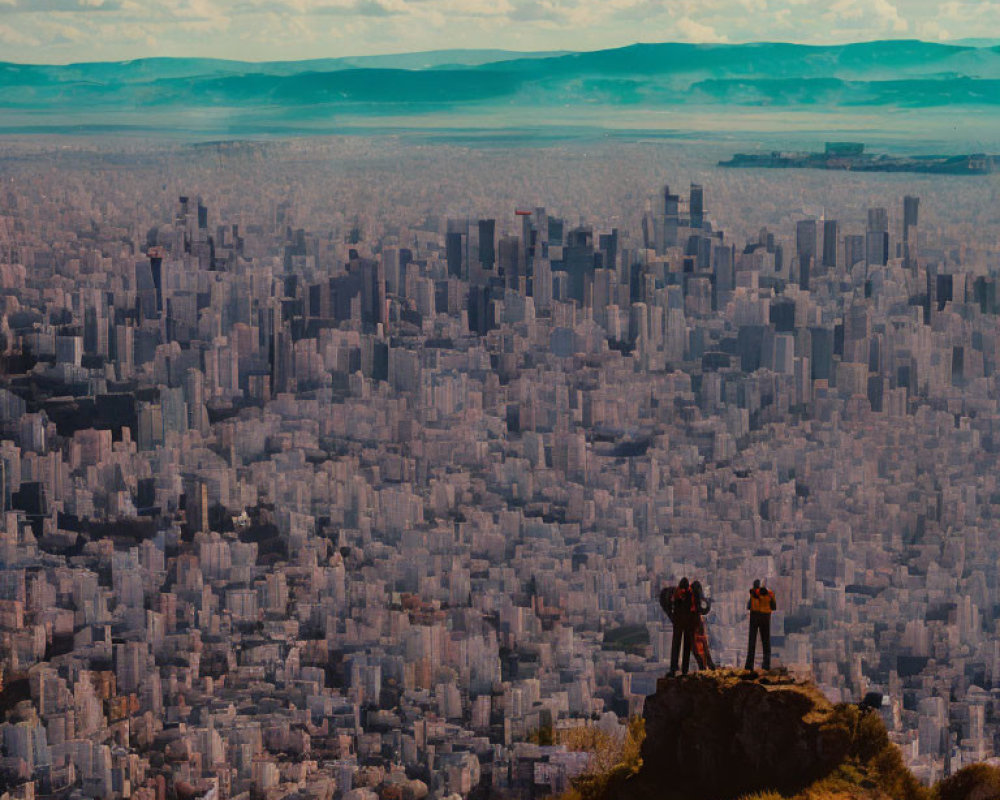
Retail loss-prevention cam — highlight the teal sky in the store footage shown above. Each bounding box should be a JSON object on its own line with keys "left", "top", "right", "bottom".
{"left": 0, "top": 0, "right": 997, "bottom": 64}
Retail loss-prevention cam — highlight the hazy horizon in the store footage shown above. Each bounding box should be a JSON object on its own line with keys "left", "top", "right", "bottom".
{"left": 0, "top": 36, "right": 998, "bottom": 67}
{"left": 0, "top": 0, "right": 997, "bottom": 64}
{"left": 2, "top": 39, "right": 1000, "bottom": 147}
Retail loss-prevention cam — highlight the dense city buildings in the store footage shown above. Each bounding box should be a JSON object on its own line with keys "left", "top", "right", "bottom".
{"left": 0, "top": 137, "right": 999, "bottom": 800}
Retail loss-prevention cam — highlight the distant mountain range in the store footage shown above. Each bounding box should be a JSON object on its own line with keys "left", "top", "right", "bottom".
{"left": 2, "top": 40, "right": 1000, "bottom": 138}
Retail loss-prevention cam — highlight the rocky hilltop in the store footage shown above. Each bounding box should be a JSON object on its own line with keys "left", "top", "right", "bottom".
{"left": 608, "top": 670, "right": 928, "bottom": 800}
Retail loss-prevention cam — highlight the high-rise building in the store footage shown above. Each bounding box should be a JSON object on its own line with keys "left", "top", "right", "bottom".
{"left": 822, "top": 219, "right": 838, "bottom": 270}
{"left": 446, "top": 231, "right": 464, "bottom": 279}
{"left": 689, "top": 184, "right": 704, "bottom": 229}
{"left": 845, "top": 235, "right": 865, "bottom": 270}
{"left": 903, "top": 196, "right": 919, "bottom": 268}
{"left": 564, "top": 227, "right": 595, "bottom": 305}
{"left": 796, "top": 219, "right": 817, "bottom": 289}
{"left": 547, "top": 217, "right": 564, "bottom": 248}
{"left": 478, "top": 219, "right": 496, "bottom": 271}
{"left": 866, "top": 207, "right": 889, "bottom": 267}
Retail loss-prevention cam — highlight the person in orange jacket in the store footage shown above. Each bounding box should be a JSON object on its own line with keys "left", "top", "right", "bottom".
{"left": 744, "top": 579, "right": 776, "bottom": 671}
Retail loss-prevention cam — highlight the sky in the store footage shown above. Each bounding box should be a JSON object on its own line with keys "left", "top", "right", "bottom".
{"left": 0, "top": 0, "right": 998, "bottom": 63}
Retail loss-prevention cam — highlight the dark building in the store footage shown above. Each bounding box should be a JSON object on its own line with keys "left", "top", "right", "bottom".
{"left": 689, "top": 184, "right": 704, "bottom": 229}
{"left": 770, "top": 298, "right": 796, "bottom": 332}
{"left": 796, "top": 219, "right": 817, "bottom": 263}
{"left": 809, "top": 326, "right": 834, "bottom": 381}
{"left": 498, "top": 236, "right": 520, "bottom": 285}
{"left": 564, "top": 227, "right": 596, "bottom": 305}
{"left": 845, "top": 234, "right": 865, "bottom": 270}
{"left": 903, "top": 195, "right": 919, "bottom": 234}
{"left": 356, "top": 257, "right": 386, "bottom": 330}
{"left": 796, "top": 219, "right": 817, "bottom": 290}
{"left": 903, "top": 196, "right": 919, "bottom": 268}
{"left": 446, "top": 231, "right": 464, "bottom": 279}
{"left": 599, "top": 229, "right": 619, "bottom": 270}
{"left": 547, "top": 217, "right": 564, "bottom": 248}
{"left": 478, "top": 219, "right": 496, "bottom": 270}
{"left": 736, "top": 325, "right": 765, "bottom": 372}
{"left": 468, "top": 279, "right": 502, "bottom": 336}
{"left": 866, "top": 208, "right": 889, "bottom": 268}
{"left": 822, "top": 220, "right": 838, "bottom": 270}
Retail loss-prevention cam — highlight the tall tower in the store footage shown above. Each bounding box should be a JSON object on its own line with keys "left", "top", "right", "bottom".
{"left": 478, "top": 219, "right": 496, "bottom": 271}
{"left": 822, "top": 219, "right": 838, "bottom": 271}
{"left": 689, "top": 184, "right": 704, "bottom": 229}
{"left": 866, "top": 208, "right": 889, "bottom": 268}
{"left": 796, "top": 219, "right": 817, "bottom": 290}
{"left": 903, "top": 196, "right": 919, "bottom": 269}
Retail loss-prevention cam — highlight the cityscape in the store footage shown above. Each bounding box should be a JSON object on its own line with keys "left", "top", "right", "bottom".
{"left": 1, "top": 134, "right": 999, "bottom": 799}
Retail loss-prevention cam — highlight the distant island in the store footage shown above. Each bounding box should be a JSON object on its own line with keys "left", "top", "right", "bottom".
{"left": 720, "top": 142, "right": 997, "bottom": 175}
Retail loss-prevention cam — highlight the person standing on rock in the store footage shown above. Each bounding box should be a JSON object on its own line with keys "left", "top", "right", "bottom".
{"left": 691, "top": 580, "right": 716, "bottom": 670}
{"left": 744, "top": 579, "right": 776, "bottom": 671}
{"left": 660, "top": 577, "right": 698, "bottom": 676}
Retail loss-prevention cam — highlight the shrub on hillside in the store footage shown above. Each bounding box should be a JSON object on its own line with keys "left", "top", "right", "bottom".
{"left": 936, "top": 764, "right": 1000, "bottom": 800}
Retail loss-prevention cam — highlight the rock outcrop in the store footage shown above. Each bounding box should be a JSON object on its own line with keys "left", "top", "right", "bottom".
{"left": 616, "top": 670, "right": 862, "bottom": 800}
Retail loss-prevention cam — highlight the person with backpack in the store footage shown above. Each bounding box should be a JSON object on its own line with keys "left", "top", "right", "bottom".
{"left": 744, "top": 579, "right": 777, "bottom": 671}
{"left": 660, "top": 577, "right": 698, "bottom": 676}
{"left": 691, "top": 580, "right": 716, "bottom": 671}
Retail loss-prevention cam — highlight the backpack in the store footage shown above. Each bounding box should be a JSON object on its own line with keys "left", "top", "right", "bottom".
{"left": 750, "top": 588, "right": 775, "bottom": 614}
{"left": 659, "top": 587, "right": 675, "bottom": 619}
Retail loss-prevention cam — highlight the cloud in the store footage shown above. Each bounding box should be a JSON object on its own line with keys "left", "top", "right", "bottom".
{"left": 0, "top": 0, "right": 992, "bottom": 63}
{"left": 825, "top": 0, "right": 908, "bottom": 32}
{"left": 0, "top": 0, "right": 124, "bottom": 11}
{"left": 674, "top": 15, "right": 728, "bottom": 42}
{"left": 872, "top": 0, "right": 907, "bottom": 31}
{"left": 311, "top": 0, "right": 408, "bottom": 16}
{"left": 422, "top": 0, "right": 513, "bottom": 17}
{"left": 0, "top": 20, "right": 37, "bottom": 43}
{"left": 508, "top": 0, "right": 564, "bottom": 22}
{"left": 916, "top": 19, "right": 951, "bottom": 40}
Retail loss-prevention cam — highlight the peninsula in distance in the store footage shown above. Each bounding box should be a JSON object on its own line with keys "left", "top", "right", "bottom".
{"left": 720, "top": 142, "right": 999, "bottom": 175}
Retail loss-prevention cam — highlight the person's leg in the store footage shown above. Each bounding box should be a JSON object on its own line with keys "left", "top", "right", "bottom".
{"left": 670, "top": 624, "right": 681, "bottom": 674}
{"left": 681, "top": 625, "right": 693, "bottom": 674}
{"left": 761, "top": 615, "right": 772, "bottom": 670}
{"left": 744, "top": 615, "right": 758, "bottom": 670}
{"left": 704, "top": 636, "right": 716, "bottom": 670}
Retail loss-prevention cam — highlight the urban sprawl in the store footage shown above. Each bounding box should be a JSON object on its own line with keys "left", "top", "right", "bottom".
{"left": 0, "top": 140, "right": 999, "bottom": 800}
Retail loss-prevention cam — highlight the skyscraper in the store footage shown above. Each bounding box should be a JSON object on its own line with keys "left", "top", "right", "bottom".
{"left": 866, "top": 207, "right": 889, "bottom": 268}
{"left": 796, "top": 219, "right": 817, "bottom": 290}
{"left": 478, "top": 219, "right": 496, "bottom": 271}
{"left": 689, "top": 184, "right": 704, "bottom": 229}
{"left": 446, "top": 231, "right": 464, "bottom": 279}
{"left": 903, "top": 196, "right": 919, "bottom": 269}
{"left": 822, "top": 219, "right": 838, "bottom": 271}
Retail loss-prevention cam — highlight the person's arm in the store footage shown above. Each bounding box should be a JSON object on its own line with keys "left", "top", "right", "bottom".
{"left": 702, "top": 598, "right": 712, "bottom": 614}
{"left": 770, "top": 592, "right": 776, "bottom": 611}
